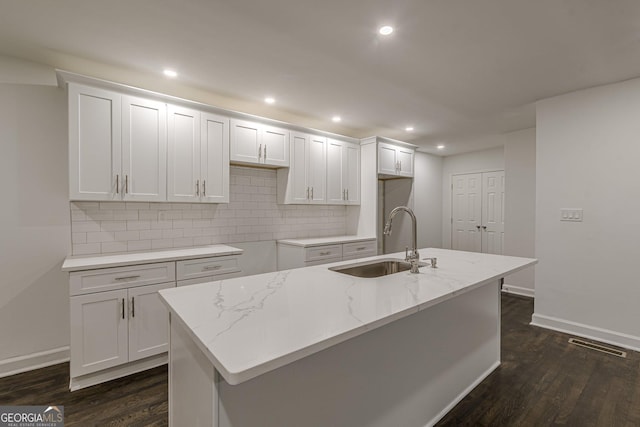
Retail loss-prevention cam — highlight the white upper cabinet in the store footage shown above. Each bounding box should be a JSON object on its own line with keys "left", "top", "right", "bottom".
{"left": 377, "top": 141, "right": 414, "bottom": 178}
{"left": 121, "top": 96, "right": 167, "bottom": 202}
{"left": 69, "top": 84, "right": 122, "bottom": 201}
{"left": 277, "top": 132, "right": 326, "bottom": 204}
{"left": 69, "top": 84, "right": 168, "bottom": 202}
{"left": 200, "top": 112, "right": 230, "bottom": 203}
{"left": 167, "top": 107, "right": 229, "bottom": 203}
{"left": 167, "top": 105, "right": 200, "bottom": 203}
{"left": 326, "top": 139, "right": 360, "bottom": 205}
{"left": 230, "top": 119, "right": 289, "bottom": 167}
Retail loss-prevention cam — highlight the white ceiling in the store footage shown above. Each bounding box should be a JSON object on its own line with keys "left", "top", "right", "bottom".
{"left": 2, "top": 0, "right": 640, "bottom": 155}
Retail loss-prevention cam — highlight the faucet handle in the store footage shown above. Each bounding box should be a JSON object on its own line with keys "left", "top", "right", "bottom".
{"left": 422, "top": 257, "right": 437, "bottom": 268}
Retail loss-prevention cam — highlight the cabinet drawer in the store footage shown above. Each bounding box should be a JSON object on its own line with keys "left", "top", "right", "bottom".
{"left": 176, "top": 256, "right": 240, "bottom": 281}
{"left": 70, "top": 262, "right": 176, "bottom": 296}
{"left": 304, "top": 245, "right": 342, "bottom": 262}
{"left": 342, "top": 240, "right": 377, "bottom": 258}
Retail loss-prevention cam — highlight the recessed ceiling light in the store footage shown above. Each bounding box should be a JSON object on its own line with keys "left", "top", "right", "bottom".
{"left": 332, "top": 115, "right": 342, "bottom": 123}
{"left": 264, "top": 97, "right": 276, "bottom": 104}
{"left": 437, "top": 144, "right": 445, "bottom": 150}
{"left": 405, "top": 126, "right": 414, "bottom": 132}
{"left": 163, "top": 69, "right": 178, "bottom": 78}
{"left": 379, "top": 25, "right": 394, "bottom": 36}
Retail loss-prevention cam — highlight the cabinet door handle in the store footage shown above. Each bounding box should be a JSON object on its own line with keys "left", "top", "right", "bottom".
{"left": 319, "top": 251, "right": 331, "bottom": 256}
{"left": 203, "top": 180, "right": 206, "bottom": 196}
{"left": 131, "top": 297, "right": 135, "bottom": 318}
{"left": 121, "top": 298, "right": 125, "bottom": 319}
{"left": 116, "top": 174, "right": 120, "bottom": 194}
{"left": 342, "top": 189, "right": 345, "bottom": 200}
{"left": 476, "top": 225, "right": 481, "bottom": 230}
{"left": 196, "top": 179, "right": 200, "bottom": 196}
{"left": 258, "top": 144, "right": 262, "bottom": 159}
{"left": 203, "top": 265, "right": 222, "bottom": 271}
{"left": 114, "top": 275, "right": 141, "bottom": 281}
{"left": 307, "top": 187, "right": 310, "bottom": 199}
{"left": 125, "top": 175, "right": 129, "bottom": 194}
{"left": 264, "top": 144, "right": 267, "bottom": 160}
{"left": 311, "top": 187, "right": 314, "bottom": 199}
{"left": 356, "top": 247, "right": 367, "bottom": 251}
{"left": 346, "top": 189, "right": 349, "bottom": 200}
{"left": 482, "top": 225, "right": 487, "bottom": 230}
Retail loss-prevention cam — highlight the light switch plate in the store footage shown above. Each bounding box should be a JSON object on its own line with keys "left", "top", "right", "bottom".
{"left": 560, "top": 208, "right": 583, "bottom": 222}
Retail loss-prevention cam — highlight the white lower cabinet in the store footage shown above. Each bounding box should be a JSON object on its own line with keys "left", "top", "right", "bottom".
{"left": 276, "top": 238, "right": 377, "bottom": 270}
{"left": 70, "top": 282, "right": 173, "bottom": 378}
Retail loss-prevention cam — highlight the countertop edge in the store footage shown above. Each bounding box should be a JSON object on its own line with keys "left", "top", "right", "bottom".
{"left": 61, "top": 245, "right": 244, "bottom": 272}
{"left": 276, "top": 236, "right": 377, "bottom": 247}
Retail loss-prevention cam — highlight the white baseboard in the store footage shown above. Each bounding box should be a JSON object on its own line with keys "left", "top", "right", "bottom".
{"left": 0, "top": 346, "right": 70, "bottom": 379}
{"left": 501, "top": 283, "right": 534, "bottom": 298}
{"left": 531, "top": 313, "right": 640, "bottom": 352}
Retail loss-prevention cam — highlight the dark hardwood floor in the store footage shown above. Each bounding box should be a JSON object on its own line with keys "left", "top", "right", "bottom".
{"left": 1, "top": 294, "right": 638, "bottom": 426}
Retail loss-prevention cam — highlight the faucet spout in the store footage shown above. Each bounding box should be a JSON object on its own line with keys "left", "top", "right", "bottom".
{"left": 384, "top": 206, "right": 420, "bottom": 273}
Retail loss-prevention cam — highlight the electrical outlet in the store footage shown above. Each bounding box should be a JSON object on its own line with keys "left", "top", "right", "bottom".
{"left": 560, "top": 208, "right": 583, "bottom": 222}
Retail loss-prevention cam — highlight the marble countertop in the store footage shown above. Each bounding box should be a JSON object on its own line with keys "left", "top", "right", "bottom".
{"left": 276, "top": 235, "right": 377, "bottom": 247}
{"left": 159, "top": 248, "right": 536, "bottom": 385}
{"left": 62, "top": 244, "right": 244, "bottom": 271}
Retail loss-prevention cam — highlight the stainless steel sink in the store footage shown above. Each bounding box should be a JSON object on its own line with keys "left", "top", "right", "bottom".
{"left": 329, "top": 259, "right": 425, "bottom": 278}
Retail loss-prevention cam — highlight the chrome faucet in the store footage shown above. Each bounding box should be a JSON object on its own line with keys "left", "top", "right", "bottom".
{"left": 383, "top": 206, "right": 421, "bottom": 273}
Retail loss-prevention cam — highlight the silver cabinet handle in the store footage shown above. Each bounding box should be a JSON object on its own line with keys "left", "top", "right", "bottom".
{"left": 121, "top": 298, "right": 125, "bottom": 319}
{"left": 258, "top": 144, "right": 262, "bottom": 159}
{"left": 319, "top": 251, "right": 331, "bottom": 256}
{"left": 114, "top": 275, "right": 141, "bottom": 281}
{"left": 356, "top": 247, "right": 367, "bottom": 251}
{"left": 342, "top": 189, "right": 346, "bottom": 200}
{"left": 264, "top": 144, "right": 267, "bottom": 160}
{"left": 131, "top": 297, "right": 135, "bottom": 318}
{"left": 311, "top": 187, "right": 314, "bottom": 199}
{"left": 203, "top": 180, "right": 206, "bottom": 196}
{"left": 346, "top": 189, "right": 349, "bottom": 200}
{"left": 307, "top": 187, "right": 310, "bottom": 199}
{"left": 125, "top": 175, "right": 129, "bottom": 193}
{"left": 196, "top": 179, "right": 200, "bottom": 196}
{"left": 203, "top": 265, "right": 222, "bottom": 271}
{"left": 399, "top": 160, "right": 402, "bottom": 170}
{"left": 116, "top": 174, "right": 119, "bottom": 194}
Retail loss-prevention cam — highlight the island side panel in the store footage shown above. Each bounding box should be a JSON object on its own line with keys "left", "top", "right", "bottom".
{"left": 217, "top": 280, "right": 501, "bottom": 427}
{"left": 169, "top": 316, "right": 218, "bottom": 427}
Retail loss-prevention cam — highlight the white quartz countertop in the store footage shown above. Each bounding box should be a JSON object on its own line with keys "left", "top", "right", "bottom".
{"left": 159, "top": 248, "right": 536, "bottom": 385}
{"left": 276, "top": 235, "right": 376, "bottom": 247}
{"left": 61, "top": 245, "right": 243, "bottom": 272}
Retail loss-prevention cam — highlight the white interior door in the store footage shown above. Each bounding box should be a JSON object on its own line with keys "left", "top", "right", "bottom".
{"left": 451, "top": 173, "right": 482, "bottom": 252}
{"left": 451, "top": 171, "right": 505, "bottom": 254}
{"left": 482, "top": 171, "right": 505, "bottom": 255}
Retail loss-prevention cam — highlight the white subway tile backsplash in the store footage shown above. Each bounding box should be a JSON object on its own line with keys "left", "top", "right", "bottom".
{"left": 70, "top": 166, "right": 347, "bottom": 255}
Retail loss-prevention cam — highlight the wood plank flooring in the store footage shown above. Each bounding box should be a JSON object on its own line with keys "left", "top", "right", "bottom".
{"left": 0, "top": 294, "right": 638, "bottom": 426}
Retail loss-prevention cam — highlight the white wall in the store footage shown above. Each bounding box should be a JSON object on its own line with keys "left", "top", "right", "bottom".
{"left": 503, "top": 128, "right": 536, "bottom": 296}
{"left": 532, "top": 78, "right": 640, "bottom": 350}
{"left": 414, "top": 152, "right": 443, "bottom": 249}
{"left": 441, "top": 146, "right": 505, "bottom": 249}
{"left": 0, "top": 83, "right": 71, "bottom": 374}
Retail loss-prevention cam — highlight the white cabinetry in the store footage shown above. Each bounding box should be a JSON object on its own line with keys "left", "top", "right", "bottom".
{"left": 167, "top": 106, "right": 229, "bottom": 203}
{"left": 230, "top": 119, "right": 289, "bottom": 167}
{"left": 69, "top": 262, "right": 175, "bottom": 386}
{"left": 326, "top": 139, "right": 360, "bottom": 204}
{"left": 276, "top": 238, "right": 377, "bottom": 270}
{"left": 277, "top": 132, "right": 326, "bottom": 204}
{"left": 69, "top": 84, "right": 167, "bottom": 202}
{"left": 377, "top": 141, "right": 414, "bottom": 178}
{"left": 176, "top": 255, "right": 242, "bottom": 286}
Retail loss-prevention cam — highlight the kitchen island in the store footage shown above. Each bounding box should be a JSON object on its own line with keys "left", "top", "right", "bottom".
{"left": 159, "top": 248, "right": 536, "bottom": 427}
